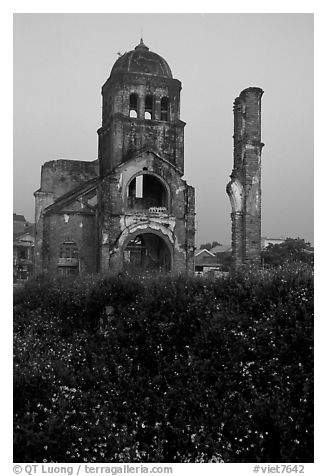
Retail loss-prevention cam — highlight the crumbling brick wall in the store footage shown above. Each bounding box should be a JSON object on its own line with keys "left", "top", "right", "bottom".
{"left": 34, "top": 160, "right": 98, "bottom": 274}
{"left": 42, "top": 210, "right": 97, "bottom": 274}
{"left": 227, "top": 87, "right": 264, "bottom": 271}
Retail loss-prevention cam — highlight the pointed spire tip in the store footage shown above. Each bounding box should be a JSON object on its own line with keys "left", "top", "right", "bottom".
{"left": 135, "top": 38, "right": 149, "bottom": 51}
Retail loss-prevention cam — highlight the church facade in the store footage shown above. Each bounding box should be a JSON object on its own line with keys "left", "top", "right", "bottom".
{"left": 34, "top": 40, "right": 196, "bottom": 276}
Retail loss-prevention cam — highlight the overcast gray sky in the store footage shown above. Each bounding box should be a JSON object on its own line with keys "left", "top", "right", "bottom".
{"left": 13, "top": 13, "right": 313, "bottom": 245}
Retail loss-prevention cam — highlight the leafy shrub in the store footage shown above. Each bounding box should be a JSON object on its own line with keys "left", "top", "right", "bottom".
{"left": 14, "top": 264, "right": 313, "bottom": 462}
{"left": 261, "top": 238, "right": 314, "bottom": 267}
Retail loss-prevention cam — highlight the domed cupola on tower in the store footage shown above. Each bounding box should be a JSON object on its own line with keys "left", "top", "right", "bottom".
{"left": 98, "top": 39, "right": 185, "bottom": 176}
{"left": 110, "top": 39, "right": 173, "bottom": 78}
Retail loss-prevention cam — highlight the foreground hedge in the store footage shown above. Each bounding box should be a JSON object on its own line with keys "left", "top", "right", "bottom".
{"left": 13, "top": 264, "right": 313, "bottom": 463}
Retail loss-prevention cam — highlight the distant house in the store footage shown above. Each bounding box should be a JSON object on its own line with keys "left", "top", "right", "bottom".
{"left": 261, "top": 237, "right": 285, "bottom": 249}
{"left": 13, "top": 214, "right": 35, "bottom": 283}
{"left": 13, "top": 213, "right": 27, "bottom": 235}
{"left": 195, "top": 244, "right": 232, "bottom": 276}
{"left": 195, "top": 249, "right": 218, "bottom": 276}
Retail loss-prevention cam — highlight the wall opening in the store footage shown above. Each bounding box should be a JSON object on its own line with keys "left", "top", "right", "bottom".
{"left": 127, "top": 174, "right": 168, "bottom": 211}
{"left": 135, "top": 175, "right": 143, "bottom": 198}
{"left": 160, "top": 97, "right": 169, "bottom": 121}
{"left": 58, "top": 241, "right": 79, "bottom": 275}
{"left": 123, "top": 233, "right": 171, "bottom": 272}
{"left": 129, "top": 93, "right": 138, "bottom": 118}
{"left": 145, "top": 95, "right": 153, "bottom": 120}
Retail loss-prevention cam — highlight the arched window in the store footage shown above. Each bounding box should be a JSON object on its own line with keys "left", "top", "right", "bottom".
{"left": 145, "top": 95, "right": 153, "bottom": 120}
{"left": 127, "top": 174, "right": 168, "bottom": 211}
{"left": 129, "top": 93, "right": 138, "bottom": 118}
{"left": 160, "top": 97, "right": 169, "bottom": 121}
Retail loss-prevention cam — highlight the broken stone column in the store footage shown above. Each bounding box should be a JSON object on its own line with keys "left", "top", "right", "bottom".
{"left": 227, "top": 87, "right": 264, "bottom": 271}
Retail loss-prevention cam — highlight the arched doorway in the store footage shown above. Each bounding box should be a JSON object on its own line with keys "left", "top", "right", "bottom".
{"left": 123, "top": 232, "right": 171, "bottom": 272}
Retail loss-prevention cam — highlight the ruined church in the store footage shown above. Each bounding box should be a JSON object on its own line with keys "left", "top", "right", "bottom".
{"left": 34, "top": 39, "right": 263, "bottom": 276}
{"left": 34, "top": 40, "right": 196, "bottom": 275}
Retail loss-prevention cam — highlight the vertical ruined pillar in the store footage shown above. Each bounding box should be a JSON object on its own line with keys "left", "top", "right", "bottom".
{"left": 33, "top": 190, "right": 54, "bottom": 275}
{"left": 227, "top": 87, "right": 264, "bottom": 271}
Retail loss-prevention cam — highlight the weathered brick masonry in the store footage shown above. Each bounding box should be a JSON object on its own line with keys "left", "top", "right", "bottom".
{"left": 34, "top": 39, "right": 195, "bottom": 276}
{"left": 34, "top": 160, "right": 98, "bottom": 274}
{"left": 227, "top": 87, "right": 264, "bottom": 271}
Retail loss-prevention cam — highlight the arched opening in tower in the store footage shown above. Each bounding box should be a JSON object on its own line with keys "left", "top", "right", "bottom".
{"left": 145, "top": 95, "right": 153, "bottom": 120}
{"left": 129, "top": 93, "right": 138, "bottom": 118}
{"left": 160, "top": 97, "right": 169, "bottom": 121}
{"left": 127, "top": 174, "right": 168, "bottom": 211}
{"left": 123, "top": 233, "right": 171, "bottom": 272}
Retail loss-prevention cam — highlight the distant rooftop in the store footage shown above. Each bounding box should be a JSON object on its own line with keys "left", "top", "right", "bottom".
{"left": 210, "top": 244, "right": 232, "bottom": 254}
{"left": 13, "top": 213, "right": 26, "bottom": 222}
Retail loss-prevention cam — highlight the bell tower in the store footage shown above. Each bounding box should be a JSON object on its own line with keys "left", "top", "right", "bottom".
{"left": 98, "top": 39, "right": 186, "bottom": 176}
{"left": 97, "top": 40, "right": 195, "bottom": 275}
